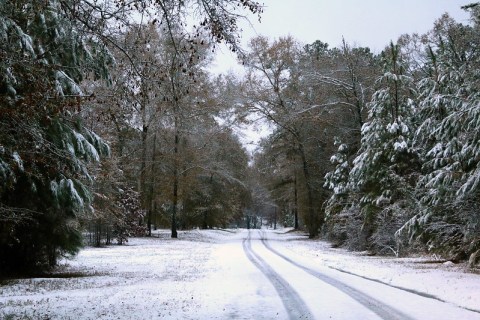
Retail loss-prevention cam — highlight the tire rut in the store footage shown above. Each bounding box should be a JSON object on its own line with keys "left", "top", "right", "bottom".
{"left": 259, "top": 230, "right": 413, "bottom": 320}
{"left": 242, "top": 230, "right": 313, "bottom": 319}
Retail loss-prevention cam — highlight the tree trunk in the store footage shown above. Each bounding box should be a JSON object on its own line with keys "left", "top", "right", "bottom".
{"left": 171, "top": 115, "right": 179, "bottom": 239}
{"left": 140, "top": 122, "right": 148, "bottom": 206}
{"left": 139, "top": 90, "right": 149, "bottom": 225}
{"left": 147, "top": 133, "right": 157, "bottom": 237}
{"left": 298, "top": 144, "right": 321, "bottom": 238}
{"left": 342, "top": 39, "right": 364, "bottom": 129}
{"left": 202, "top": 211, "right": 208, "bottom": 229}
{"left": 274, "top": 207, "right": 277, "bottom": 230}
{"left": 468, "top": 249, "right": 480, "bottom": 268}
{"left": 171, "top": 174, "right": 178, "bottom": 238}
{"left": 294, "top": 175, "right": 299, "bottom": 230}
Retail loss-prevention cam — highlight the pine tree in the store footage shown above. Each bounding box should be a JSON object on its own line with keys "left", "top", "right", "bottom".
{"left": 350, "top": 43, "right": 418, "bottom": 206}
{"left": 414, "top": 16, "right": 478, "bottom": 206}
{"left": 399, "top": 12, "right": 480, "bottom": 261}
{"left": 0, "top": 0, "right": 110, "bottom": 274}
{"left": 324, "top": 137, "right": 350, "bottom": 216}
{"left": 347, "top": 43, "right": 419, "bottom": 249}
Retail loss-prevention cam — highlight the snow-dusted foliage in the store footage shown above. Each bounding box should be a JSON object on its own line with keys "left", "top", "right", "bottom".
{"left": 322, "top": 43, "right": 420, "bottom": 253}
{"left": 85, "top": 184, "right": 146, "bottom": 247}
{"left": 324, "top": 138, "right": 350, "bottom": 196}
{"left": 348, "top": 43, "right": 419, "bottom": 210}
{"left": 397, "top": 12, "right": 480, "bottom": 260}
{"left": 113, "top": 188, "right": 147, "bottom": 244}
{"left": 414, "top": 29, "right": 480, "bottom": 206}
{"left": 324, "top": 137, "right": 351, "bottom": 219}
{"left": 0, "top": 1, "right": 111, "bottom": 274}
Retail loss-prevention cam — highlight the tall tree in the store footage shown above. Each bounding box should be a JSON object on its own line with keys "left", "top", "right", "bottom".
{"left": 242, "top": 36, "right": 378, "bottom": 237}
{"left": 242, "top": 36, "right": 326, "bottom": 237}
{"left": 346, "top": 43, "right": 419, "bottom": 252}
{"left": 399, "top": 10, "right": 480, "bottom": 262}
{"left": 0, "top": 0, "right": 111, "bottom": 273}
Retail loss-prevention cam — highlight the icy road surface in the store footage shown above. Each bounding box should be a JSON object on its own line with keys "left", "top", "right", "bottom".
{"left": 1, "top": 228, "right": 479, "bottom": 319}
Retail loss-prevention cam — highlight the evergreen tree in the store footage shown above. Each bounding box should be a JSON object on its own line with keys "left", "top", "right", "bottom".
{"left": 347, "top": 43, "right": 419, "bottom": 249}
{"left": 324, "top": 137, "right": 350, "bottom": 217}
{"left": 414, "top": 15, "right": 479, "bottom": 206}
{"left": 399, "top": 11, "right": 480, "bottom": 261}
{"left": 0, "top": 0, "right": 111, "bottom": 274}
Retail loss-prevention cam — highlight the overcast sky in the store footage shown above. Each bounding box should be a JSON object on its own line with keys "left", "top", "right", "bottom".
{"left": 210, "top": 0, "right": 471, "bottom": 74}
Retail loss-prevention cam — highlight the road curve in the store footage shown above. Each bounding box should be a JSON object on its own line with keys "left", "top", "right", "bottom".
{"left": 258, "top": 229, "right": 412, "bottom": 320}
{"left": 242, "top": 230, "right": 313, "bottom": 319}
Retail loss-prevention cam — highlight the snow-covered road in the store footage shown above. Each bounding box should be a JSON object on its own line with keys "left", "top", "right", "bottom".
{"left": 244, "top": 229, "right": 480, "bottom": 319}
{"left": 1, "top": 228, "right": 479, "bottom": 319}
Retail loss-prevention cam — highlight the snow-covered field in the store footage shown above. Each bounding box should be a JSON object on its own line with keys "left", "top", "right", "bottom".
{"left": 0, "top": 228, "right": 479, "bottom": 319}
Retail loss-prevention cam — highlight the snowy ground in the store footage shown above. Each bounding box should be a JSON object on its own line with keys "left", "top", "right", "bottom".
{"left": 0, "top": 228, "right": 479, "bottom": 319}
{"left": 277, "top": 230, "right": 480, "bottom": 314}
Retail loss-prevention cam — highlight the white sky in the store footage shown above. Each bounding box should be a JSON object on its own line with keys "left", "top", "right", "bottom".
{"left": 210, "top": 0, "right": 471, "bottom": 74}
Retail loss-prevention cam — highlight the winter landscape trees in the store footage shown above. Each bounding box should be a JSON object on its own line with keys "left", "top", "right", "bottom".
{"left": 244, "top": 5, "right": 480, "bottom": 264}
{"left": 0, "top": 0, "right": 261, "bottom": 275}
{"left": 1, "top": 0, "right": 480, "bottom": 277}
{"left": 321, "top": 6, "right": 480, "bottom": 262}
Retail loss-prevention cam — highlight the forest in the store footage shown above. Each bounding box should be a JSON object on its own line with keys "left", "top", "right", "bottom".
{"left": 1, "top": 0, "right": 479, "bottom": 276}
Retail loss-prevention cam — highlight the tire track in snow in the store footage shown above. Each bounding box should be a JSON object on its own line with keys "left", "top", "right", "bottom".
{"left": 259, "top": 230, "right": 413, "bottom": 320}
{"left": 242, "top": 230, "right": 313, "bottom": 319}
